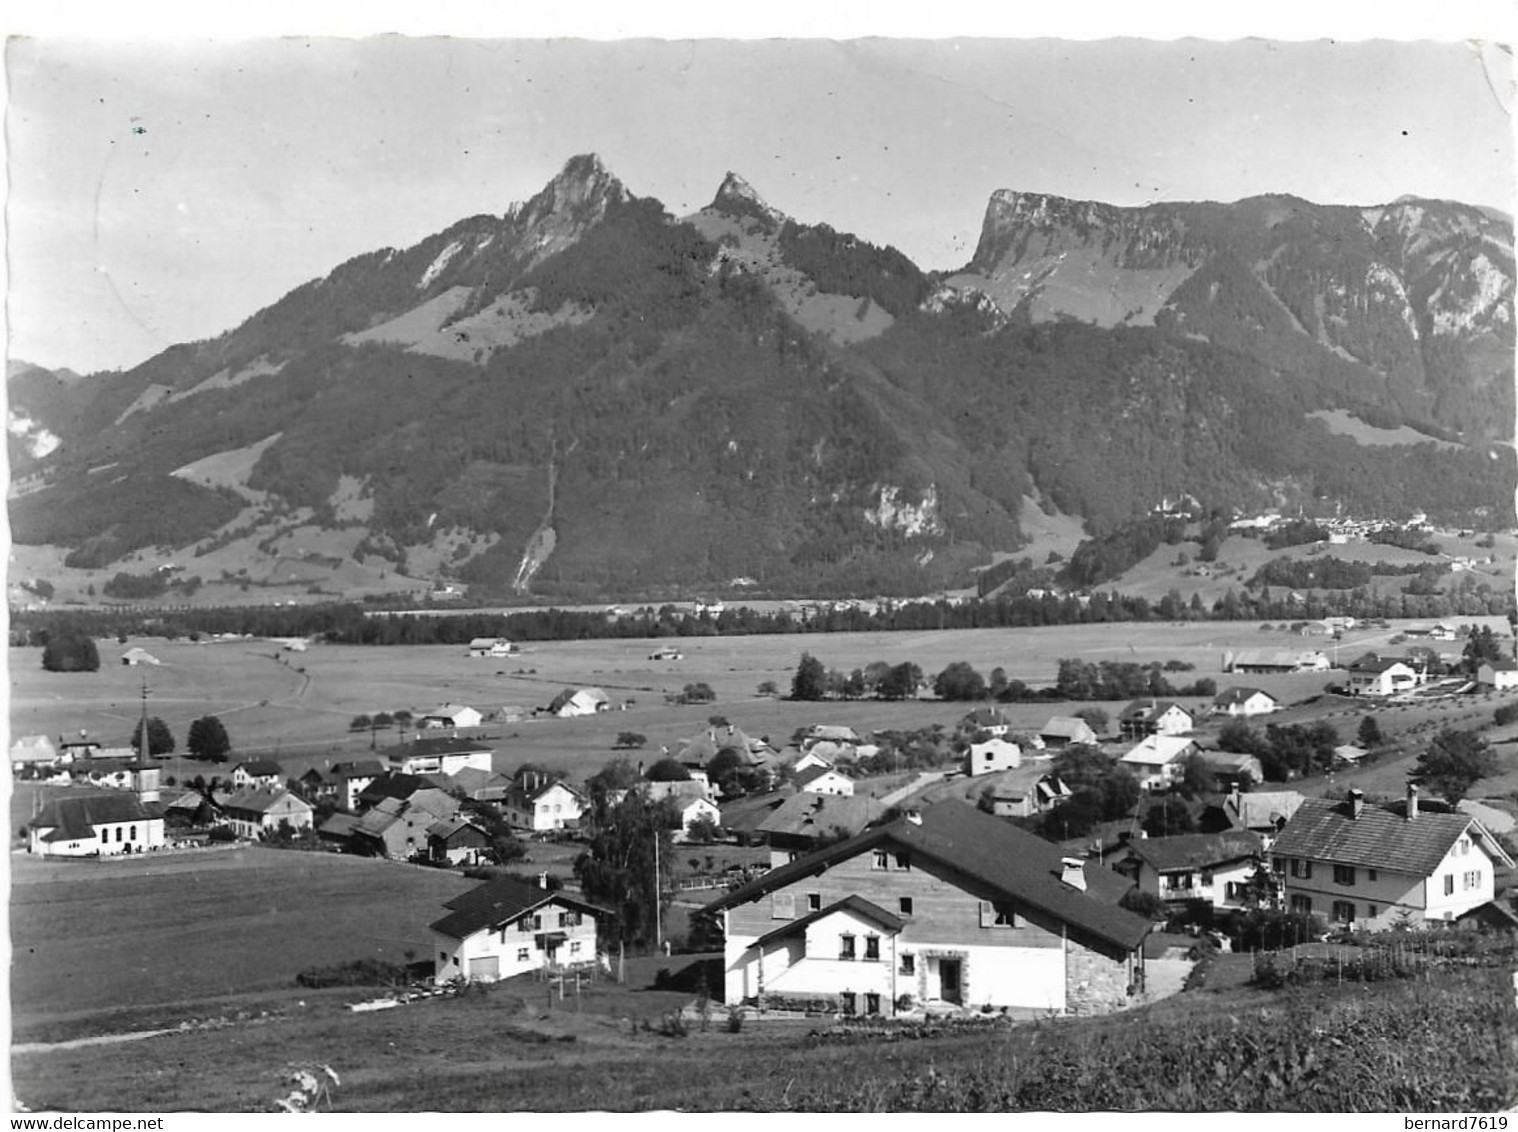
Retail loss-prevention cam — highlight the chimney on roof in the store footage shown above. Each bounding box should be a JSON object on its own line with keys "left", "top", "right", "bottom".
{"left": 1406, "top": 782, "right": 1419, "bottom": 821}
{"left": 1229, "top": 781, "right": 1241, "bottom": 811}
{"left": 1061, "top": 856, "right": 1087, "bottom": 891}
{"left": 904, "top": 809, "right": 922, "bottom": 826}
{"left": 1349, "top": 788, "right": 1364, "bottom": 819}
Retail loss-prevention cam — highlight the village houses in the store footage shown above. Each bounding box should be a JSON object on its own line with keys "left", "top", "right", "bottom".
{"left": 221, "top": 788, "right": 315, "bottom": 840}
{"left": 1269, "top": 786, "right": 1514, "bottom": 929}
{"left": 1114, "top": 830, "right": 1266, "bottom": 912}
{"left": 1119, "top": 735, "right": 1201, "bottom": 792}
{"left": 1117, "top": 700, "right": 1195, "bottom": 741}
{"left": 431, "top": 875, "right": 607, "bottom": 982}
{"left": 707, "top": 802, "right": 1151, "bottom": 1017}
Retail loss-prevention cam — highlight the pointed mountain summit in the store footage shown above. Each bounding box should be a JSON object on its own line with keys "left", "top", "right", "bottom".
{"left": 709, "top": 171, "right": 788, "bottom": 230}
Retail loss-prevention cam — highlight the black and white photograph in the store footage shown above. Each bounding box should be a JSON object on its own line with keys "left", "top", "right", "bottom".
{"left": 7, "top": 5, "right": 1518, "bottom": 1115}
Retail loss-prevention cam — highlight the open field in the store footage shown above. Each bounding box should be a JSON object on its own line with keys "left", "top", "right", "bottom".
{"left": 9, "top": 847, "right": 473, "bottom": 1029}
{"left": 10, "top": 616, "right": 1513, "bottom": 786}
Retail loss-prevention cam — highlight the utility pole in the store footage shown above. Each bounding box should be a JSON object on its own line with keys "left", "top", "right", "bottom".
{"left": 653, "top": 826, "right": 662, "bottom": 953}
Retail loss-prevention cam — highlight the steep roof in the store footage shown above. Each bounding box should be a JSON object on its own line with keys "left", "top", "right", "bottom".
{"left": 754, "top": 895, "right": 905, "bottom": 949}
{"left": 235, "top": 759, "right": 285, "bottom": 777}
{"left": 794, "top": 764, "right": 847, "bottom": 790}
{"left": 757, "top": 792, "right": 883, "bottom": 840}
{"left": 430, "top": 876, "right": 608, "bottom": 939}
{"left": 223, "top": 787, "right": 307, "bottom": 815}
{"left": 1349, "top": 655, "right": 1416, "bottom": 674}
{"left": 1126, "top": 830, "right": 1264, "bottom": 873}
{"left": 1225, "top": 790, "right": 1306, "bottom": 830}
{"left": 1270, "top": 797, "right": 1513, "bottom": 875}
{"left": 386, "top": 735, "right": 492, "bottom": 760}
{"left": 1121, "top": 735, "right": 1197, "bottom": 765}
{"left": 1040, "top": 717, "right": 1094, "bottom": 739}
{"left": 32, "top": 793, "right": 158, "bottom": 841}
{"left": 1119, "top": 699, "right": 1192, "bottom": 722}
{"left": 1213, "top": 687, "right": 1276, "bottom": 706}
{"left": 715, "top": 802, "right": 1149, "bottom": 952}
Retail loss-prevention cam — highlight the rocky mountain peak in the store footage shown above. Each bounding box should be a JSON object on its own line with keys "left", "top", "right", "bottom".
{"left": 709, "top": 170, "right": 788, "bottom": 229}
{"left": 512, "top": 153, "right": 629, "bottom": 226}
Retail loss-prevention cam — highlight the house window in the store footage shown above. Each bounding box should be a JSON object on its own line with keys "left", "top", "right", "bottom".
{"left": 900, "top": 953, "right": 915, "bottom": 976}
{"left": 1289, "top": 894, "right": 1313, "bottom": 915}
{"left": 1458, "top": 837, "right": 1470, "bottom": 856}
{"left": 1332, "top": 900, "right": 1356, "bottom": 923}
{"left": 864, "top": 935, "right": 880, "bottom": 961}
{"left": 440, "top": 951, "right": 448, "bottom": 965}
{"left": 129, "top": 825, "right": 137, "bottom": 840}
{"left": 840, "top": 992, "right": 857, "bottom": 1016}
{"left": 1289, "top": 858, "right": 1313, "bottom": 879}
{"left": 872, "top": 850, "right": 889, "bottom": 870}
{"left": 517, "top": 948, "right": 530, "bottom": 962}
{"left": 1464, "top": 870, "right": 1482, "bottom": 890}
{"left": 808, "top": 893, "right": 822, "bottom": 912}
{"left": 1333, "top": 865, "right": 1356, "bottom": 886}
{"left": 898, "top": 897, "right": 914, "bottom": 916}
{"left": 519, "top": 918, "right": 534, "bottom": 932}
{"left": 452, "top": 955, "right": 460, "bottom": 966}
{"left": 1444, "top": 875, "right": 1455, "bottom": 897}
{"left": 116, "top": 827, "right": 123, "bottom": 842}
{"left": 979, "top": 900, "right": 1015, "bottom": 928}
{"left": 865, "top": 992, "right": 881, "bottom": 1016}
{"left": 570, "top": 941, "right": 582, "bottom": 955}
{"left": 1367, "top": 905, "right": 1378, "bottom": 919}
{"left": 772, "top": 893, "right": 795, "bottom": 919}
{"left": 1169, "top": 871, "right": 1195, "bottom": 892}
{"left": 1368, "top": 868, "right": 1377, "bottom": 882}
{"left": 895, "top": 852, "right": 911, "bottom": 870}
{"left": 839, "top": 934, "right": 856, "bottom": 960}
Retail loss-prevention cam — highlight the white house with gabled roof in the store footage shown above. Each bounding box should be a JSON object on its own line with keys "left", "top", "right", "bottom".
{"left": 1269, "top": 786, "right": 1514, "bottom": 930}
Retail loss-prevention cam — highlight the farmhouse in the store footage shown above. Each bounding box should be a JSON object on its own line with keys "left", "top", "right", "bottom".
{"left": 1197, "top": 750, "right": 1265, "bottom": 787}
{"left": 1117, "top": 700, "right": 1195, "bottom": 740}
{"left": 795, "top": 765, "right": 855, "bottom": 797}
{"left": 426, "top": 817, "right": 491, "bottom": 865}
{"left": 1211, "top": 687, "right": 1280, "bottom": 718}
{"left": 1119, "top": 735, "right": 1200, "bottom": 792}
{"left": 27, "top": 790, "right": 166, "bottom": 856}
{"left": 677, "top": 724, "right": 777, "bottom": 773}
{"left": 502, "top": 776, "right": 586, "bottom": 832}
{"left": 57, "top": 738, "right": 104, "bottom": 763}
{"left": 1038, "top": 717, "right": 1098, "bottom": 749}
{"left": 431, "top": 875, "right": 606, "bottom": 982}
{"left": 963, "top": 737, "right": 1022, "bottom": 777}
{"left": 120, "top": 647, "right": 161, "bottom": 667}
{"left": 330, "top": 759, "right": 386, "bottom": 811}
{"left": 546, "top": 687, "right": 610, "bottom": 718}
{"left": 351, "top": 790, "right": 457, "bottom": 859}
{"left": 975, "top": 766, "right": 1072, "bottom": 819}
{"left": 1334, "top": 744, "right": 1370, "bottom": 767}
{"left": 1113, "top": 830, "right": 1265, "bottom": 911}
{"left": 1209, "top": 786, "right": 1307, "bottom": 848}
{"left": 221, "top": 788, "right": 314, "bottom": 840}
{"left": 10, "top": 735, "right": 58, "bottom": 773}
{"left": 420, "top": 703, "right": 485, "bottom": 730}
{"left": 759, "top": 792, "right": 886, "bottom": 867}
{"left": 804, "top": 724, "right": 862, "bottom": 746}
{"left": 708, "top": 803, "right": 1150, "bottom": 1017}
{"left": 960, "top": 707, "right": 1013, "bottom": 737}
{"left": 1224, "top": 649, "right": 1329, "bottom": 675}
{"left": 1270, "top": 786, "right": 1514, "bottom": 929}
{"left": 669, "top": 795, "right": 723, "bottom": 842}
{"left": 1346, "top": 656, "right": 1422, "bottom": 697}
{"left": 466, "top": 637, "right": 513, "bottom": 658}
{"left": 1477, "top": 661, "right": 1518, "bottom": 690}
{"left": 231, "top": 759, "right": 286, "bottom": 791}
{"left": 793, "top": 748, "right": 834, "bottom": 774}
{"left": 385, "top": 735, "right": 494, "bottom": 777}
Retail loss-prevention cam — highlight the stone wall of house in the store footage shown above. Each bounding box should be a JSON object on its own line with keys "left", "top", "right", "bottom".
{"left": 1064, "top": 944, "right": 1133, "bottom": 1015}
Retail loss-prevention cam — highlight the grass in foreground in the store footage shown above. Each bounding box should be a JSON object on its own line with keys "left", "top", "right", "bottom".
{"left": 13, "top": 965, "right": 1515, "bottom": 1112}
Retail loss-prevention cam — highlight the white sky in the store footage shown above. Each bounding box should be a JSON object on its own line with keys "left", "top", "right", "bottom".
{"left": 5, "top": 5, "right": 1516, "bottom": 374}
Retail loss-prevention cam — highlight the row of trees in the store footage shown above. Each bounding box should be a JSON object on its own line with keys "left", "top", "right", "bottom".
{"left": 790, "top": 653, "right": 922, "bottom": 702}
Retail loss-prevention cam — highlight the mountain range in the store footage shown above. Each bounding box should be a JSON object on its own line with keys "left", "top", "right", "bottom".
{"left": 8, "top": 154, "right": 1514, "bottom": 601}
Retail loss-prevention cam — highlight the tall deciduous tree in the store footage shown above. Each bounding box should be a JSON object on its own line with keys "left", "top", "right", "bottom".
{"left": 186, "top": 715, "right": 231, "bottom": 762}
{"left": 41, "top": 627, "right": 99, "bottom": 672}
{"left": 573, "top": 791, "right": 680, "bottom": 948}
{"left": 790, "top": 652, "right": 827, "bottom": 701}
{"left": 130, "top": 717, "right": 175, "bottom": 757}
{"left": 933, "top": 661, "right": 987, "bottom": 701}
{"left": 1411, "top": 728, "right": 1497, "bottom": 804}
